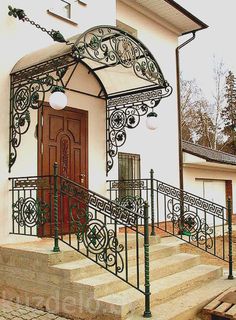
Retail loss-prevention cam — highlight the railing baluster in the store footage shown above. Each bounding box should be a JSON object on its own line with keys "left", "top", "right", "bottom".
{"left": 60, "top": 177, "right": 64, "bottom": 241}
{"left": 136, "top": 217, "right": 140, "bottom": 289}
{"left": 213, "top": 215, "right": 216, "bottom": 256}
{"left": 115, "top": 219, "right": 117, "bottom": 275}
{"left": 68, "top": 195, "right": 71, "bottom": 246}
{"left": 150, "top": 169, "right": 155, "bottom": 236}
{"left": 156, "top": 181, "right": 159, "bottom": 228}
{"left": 53, "top": 162, "right": 60, "bottom": 252}
{"left": 143, "top": 202, "right": 151, "bottom": 318}
{"left": 164, "top": 195, "right": 167, "bottom": 232}
{"left": 49, "top": 176, "right": 53, "bottom": 237}
{"left": 227, "top": 197, "right": 234, "bottom": 279}
{"left": 125, "top": 225, "right": 128, "bottom": 282}
{"left": 223, "top": 211, "right": 225, "bottom": 261}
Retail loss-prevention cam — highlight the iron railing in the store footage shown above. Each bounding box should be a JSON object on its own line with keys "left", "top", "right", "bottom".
{"left": 107, "top": 169, "right": 234, "bottom": 279}
{"left": 9, "top": 163, "right": 152, "bottom": 318}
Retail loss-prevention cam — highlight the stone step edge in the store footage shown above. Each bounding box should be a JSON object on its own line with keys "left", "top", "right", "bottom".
{"left": 95, "top": 264, "right": 222, "bottom": 318}
{"left": 74, "top": 253, "right": 200, "bottom": 298}
{"left": 127, "top": 277, "right": 234, "bottom": 320}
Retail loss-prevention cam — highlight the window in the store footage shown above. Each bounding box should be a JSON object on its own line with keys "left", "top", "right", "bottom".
{"left": 118, "top": 152, "right": 140, "bottom": 198}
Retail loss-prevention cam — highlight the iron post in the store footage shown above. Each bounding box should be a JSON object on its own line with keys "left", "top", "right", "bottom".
{"left": 227, "top": 197, "right": 234, "bottom": 279}
{"left": 143, "top": 202, "right": 152, "bottom": 318}
{"left": 53, "top": 162, "right": 60, "bottom": 252}
{"left": 150, "top": 169, "right": 156, "bottom": 236}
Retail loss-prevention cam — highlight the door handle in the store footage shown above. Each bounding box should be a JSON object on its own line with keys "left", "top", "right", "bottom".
{"left": 80, "top": 173, "right": 86, "bottom": 184}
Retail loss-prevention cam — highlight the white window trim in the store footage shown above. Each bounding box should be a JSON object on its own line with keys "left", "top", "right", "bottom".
{"left": 47, "top": 0, "right": 78, "bottom": 25}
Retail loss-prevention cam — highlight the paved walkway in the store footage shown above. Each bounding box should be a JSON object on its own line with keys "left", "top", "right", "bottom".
{"left": 0, "top": 299, "right": 70, "bottom": 320}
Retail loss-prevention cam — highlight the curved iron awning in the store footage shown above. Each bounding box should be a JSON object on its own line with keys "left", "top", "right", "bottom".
{"left": 9, "top": 25, "right": 172, "bottom": 173}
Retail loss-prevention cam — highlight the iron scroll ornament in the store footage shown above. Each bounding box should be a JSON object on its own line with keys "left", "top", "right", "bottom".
{"left": 9, "top": 68, "right": 68, "bottom": 170}
{"left": 72, "top": 26, "right": 167, "bottom": 86}
{"left": 9, "top": 6, "right": 172, "bottom": 173}
{"left": 106, "top": 93, "right": 173, "bottom": 174}
{"left": 12, "top": 197, "right": 49, "bottom": 228}
{"left": 70, "top": 205, "right": 124, "bottom": 273}
{"left": 167, "top": 199, "right": 214, "bottom": 249}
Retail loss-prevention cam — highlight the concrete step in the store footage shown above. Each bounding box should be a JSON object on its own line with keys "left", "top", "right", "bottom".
{"left": 96, "top": 264, "right": 222, "bottom": 319}
{"left": 75, "top": 253, "right": 199, "bottom": 298}
{"left": 127, "top": 277, "right": 235, "bottom": 320}
{"left": 50, "top": 242, "right": 180, "bottom": 282}
{"left": 0, "top": 239, "right": 82, "bottom": 270}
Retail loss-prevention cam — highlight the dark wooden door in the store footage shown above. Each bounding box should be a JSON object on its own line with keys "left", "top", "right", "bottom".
{"left": 38, "top": 105, "right": 88, "bottom": 235}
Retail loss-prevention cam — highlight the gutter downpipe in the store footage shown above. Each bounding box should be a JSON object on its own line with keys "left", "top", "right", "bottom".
{"left": 176, "top": 31, "right": 196, "bottom": 192}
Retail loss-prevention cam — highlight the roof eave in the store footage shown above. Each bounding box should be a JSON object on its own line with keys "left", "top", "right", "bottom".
{"left": 164, "top": 0, "right": 208, "bottom": 34}
{"left": 183, "top": 149, "right": 236, "bottom": 167}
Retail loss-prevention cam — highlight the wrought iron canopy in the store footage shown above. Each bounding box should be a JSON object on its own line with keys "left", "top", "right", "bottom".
{"left": 9, "top": 23, "right": 172, "bottom": 173}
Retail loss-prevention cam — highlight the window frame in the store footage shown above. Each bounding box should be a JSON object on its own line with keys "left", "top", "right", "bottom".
{"left": 118, "top": 152, "right": 141, "bottom": 198}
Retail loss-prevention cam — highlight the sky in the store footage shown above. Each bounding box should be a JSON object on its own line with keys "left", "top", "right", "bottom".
{"left": 175, "top": 0, "right": 236, "bottom": 99}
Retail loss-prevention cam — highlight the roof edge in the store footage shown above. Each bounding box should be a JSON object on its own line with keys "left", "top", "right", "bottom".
{"left": 164, "top": 0, "right": 208, "bottom": 34}
{"left": 182, "top": 140, "right": 236, "bottom": 166}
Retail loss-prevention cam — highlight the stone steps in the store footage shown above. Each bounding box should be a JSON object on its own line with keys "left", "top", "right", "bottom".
{"left": 75, "top": 253, "right": 199, "bottom": 298}
{"left": 51, "top": 242, "right": 180, "bottom": 282}
{"left": 96, "top": 264, "right": 222, "bottom": 319}
{"left": 127, "top": 278, "right": 235, "bottom": 320}
{"left": 0, "top": 236, "right": 232, "bottom": 320}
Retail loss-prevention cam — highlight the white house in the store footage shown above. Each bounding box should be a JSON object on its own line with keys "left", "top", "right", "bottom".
{"left": 2, "top": 2, "right": 231, "bottom": 320}
{"left": 0, "top": 0, "right": 208, "bottom": 244}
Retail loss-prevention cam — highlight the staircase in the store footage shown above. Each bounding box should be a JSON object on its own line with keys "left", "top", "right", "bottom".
{"left": 7, "top": 168, "right": 235, "bottom": 319}
{"left": 0, "top": 235, "right": 233, "bottom": 320}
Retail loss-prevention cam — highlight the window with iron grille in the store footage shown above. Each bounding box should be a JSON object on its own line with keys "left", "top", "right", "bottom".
{"left": 118, "top": 152, "right": 141, "bottom": 198}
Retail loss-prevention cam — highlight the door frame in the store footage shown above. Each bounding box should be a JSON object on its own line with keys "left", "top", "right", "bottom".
{"left": 37, "top": 102, "right": 89, "bottom": 187}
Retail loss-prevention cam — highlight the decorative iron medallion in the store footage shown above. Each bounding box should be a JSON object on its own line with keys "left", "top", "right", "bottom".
{"left": 115, "top": 195, "right": 145, "bottom": 216}
{"left": 70, "top": 204, "right": 124, "bottom": 273}
{"left": 12, "top": 197, "right": 49, "bottom": 227}
{"left": 167, "top": 199, "right": 213, "bottom": 249}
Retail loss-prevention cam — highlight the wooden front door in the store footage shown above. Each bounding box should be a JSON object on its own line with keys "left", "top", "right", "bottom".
{"left": 38, "top": 105, "right": 88, "bottom": 235}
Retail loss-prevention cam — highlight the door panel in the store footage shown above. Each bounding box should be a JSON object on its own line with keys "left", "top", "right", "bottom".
{"left": 38, "top": 105, "right": 88, "bottom": 235}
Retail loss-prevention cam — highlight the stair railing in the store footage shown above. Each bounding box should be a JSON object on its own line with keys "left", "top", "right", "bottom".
{"left": 9, "top": 162, "right": 152, "bottom": 318}
{"left": 107, "top": 169, "right": 234, "bottom": 280}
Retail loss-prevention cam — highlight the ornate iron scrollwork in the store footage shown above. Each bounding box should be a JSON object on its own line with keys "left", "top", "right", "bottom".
{"left": 12, "top": 197, "right": 49, "bottom": 227}
{"left": 9, "top": 68, "right": 68, "bottom": 170}
{"left": 111, "top": 180, "right": 145, "bottom": 190}
{"left": 115, "top": 195, "right": 145, "bottom": 216}
{"left": 106, "top": 86, "right": 172, "bottom": 173}
{"left": 167, "top": 199, "right": 213, "bottom": 249}
{"left": 61, "top": 179, "right": 138, "bottom": 225}
{"left": 157, "top": 181, "right": 225, "bottom": 218}
{"left": 9, "top": 20, "right": 172, "bottom": 174}
{"left": 70, "top": 205, "right": 124, "bottom": 273}
{"left": 72, "top": 26, "right": 167, "bottom": 86}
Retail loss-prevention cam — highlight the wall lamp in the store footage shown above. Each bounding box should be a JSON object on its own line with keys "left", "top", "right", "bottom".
{"left": 49, "top": 86, "right": 68, "bottom": 110}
